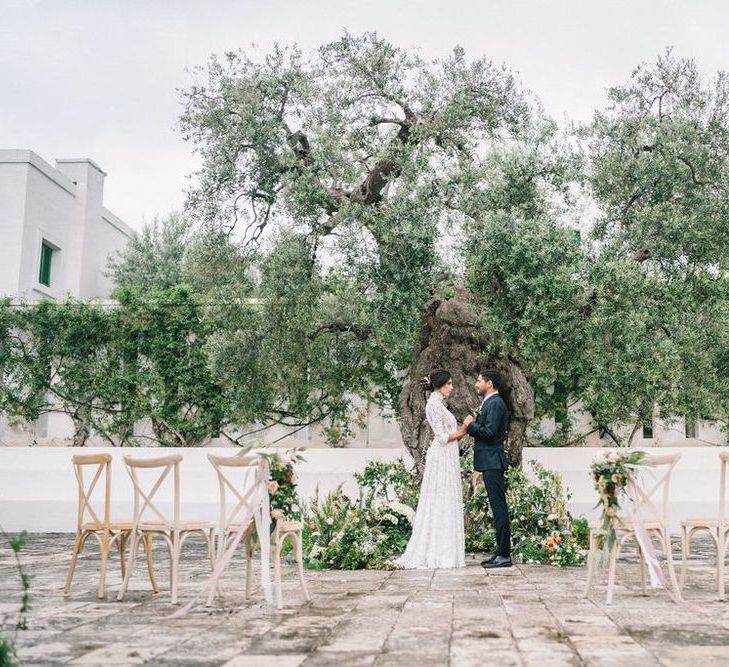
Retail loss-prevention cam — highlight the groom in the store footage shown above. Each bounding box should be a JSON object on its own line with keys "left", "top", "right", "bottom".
{"left": 463, "top": 369, "right": 512, "bottom": 569}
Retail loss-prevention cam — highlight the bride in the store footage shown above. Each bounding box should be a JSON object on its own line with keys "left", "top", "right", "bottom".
{"left": 398, "top": 369, "right": 467, "bottom": 569}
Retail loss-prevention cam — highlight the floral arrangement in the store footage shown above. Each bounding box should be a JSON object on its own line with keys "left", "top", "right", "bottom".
{"left": 301, "top": 457, "right": 586, "bottom": 570}
{"left": 232, "top": 450, "right": 584, "bottom": 569}
{"left": 253, "top": 447, "right": 306, "bottom": 523}
{"left": 303, "top": 460, "right": 419, "bottom": 569}
{"left": 463, "top": 458, "right": 587, "bottom": 566}
{"left": 590, "top": 449, "right": 649, "bottom": 555}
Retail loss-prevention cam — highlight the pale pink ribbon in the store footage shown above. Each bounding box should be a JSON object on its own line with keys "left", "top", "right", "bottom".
{"left": 168, "top": 466, "right": 272, "bottom": 618}
{"left": 624, "top": 474, "right": 680, "bottom": 603}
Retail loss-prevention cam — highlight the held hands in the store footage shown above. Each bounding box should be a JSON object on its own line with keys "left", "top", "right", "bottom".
{"left": 457, "top": 414, "right": 475, "bottom": 439}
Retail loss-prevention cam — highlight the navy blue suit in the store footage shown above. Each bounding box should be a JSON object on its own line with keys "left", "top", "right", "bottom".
{"left": 467, "top": 393, "right": 511, "bottom": 558}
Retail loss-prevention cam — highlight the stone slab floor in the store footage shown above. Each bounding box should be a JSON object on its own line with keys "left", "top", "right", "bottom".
{"left": 3, "top": 534, "right": 729, "bottom": 666}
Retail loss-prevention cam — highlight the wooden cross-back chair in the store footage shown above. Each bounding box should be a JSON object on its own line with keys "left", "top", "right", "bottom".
{"left": 585, "top": 452, "right": 683, "bottom": 604}
{"left": 681, "top": 451, "right": 729, "bottom": 599}
{"left": 63, "top": 453, "right": 158, "bottom": 599}
{"left": 208, "top": 452, "right": 309, "bottom": 608}
{"left": 116, "top": 454, "right": 214, "bottom": 604}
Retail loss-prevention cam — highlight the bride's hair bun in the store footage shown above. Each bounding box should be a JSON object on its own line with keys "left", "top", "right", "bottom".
{"left": 419, "top": 369, "right": 451, "bottom": 392}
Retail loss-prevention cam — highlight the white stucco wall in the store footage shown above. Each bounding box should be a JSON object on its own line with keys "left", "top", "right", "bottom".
{"left": 0, "top": 446, "right": 723, "bottom": 533}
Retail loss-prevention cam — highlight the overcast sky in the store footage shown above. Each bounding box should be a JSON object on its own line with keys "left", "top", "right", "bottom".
{"left": 2, "top": 0, "right": 728, "bottom": 231}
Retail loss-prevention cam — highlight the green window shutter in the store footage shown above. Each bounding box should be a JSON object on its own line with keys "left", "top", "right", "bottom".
{"left": 39, "top": 242, "right": 53, "bottom": 287}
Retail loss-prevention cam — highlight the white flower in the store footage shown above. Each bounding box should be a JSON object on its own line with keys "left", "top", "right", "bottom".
{"left": 326, "top": 517, "right": 335, "bottom": 526}
{"left": 387, "top": 501, "right": 416, "bottom": 524}
{"left": 267, "top": 480, "right": 280, "bottom": 494}
{"left": 538, "top": 519, "right": 544, "bottom": 526}
{"left": 547, "top": 514, "right": 558, "bottom": 522}
{"left": 607, "top": 452, "right": 619, "bottom": 463}
{"left": 519, "top": 515, "right": 526, "bottom": 521}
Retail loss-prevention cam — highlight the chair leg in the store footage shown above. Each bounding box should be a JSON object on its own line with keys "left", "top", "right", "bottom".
{"left": 207, "top": 528, "right": 216, "bottom": 571}
{"left": 170, "top": 531, "right": 181, "bottom": 605}
{"left": 143, "top": 534, "right": 159, "bottom": 594}
{"left": 719, "top": 531, "right": 726, "bottom": 601}
{"left": 638, "top": 545, "right": 647, "bottom": 596}
{"left": 273, "top": 533, "right": 283, "bottom": 610}
{"left": 606, "top": 540, "right": 621, "bottom": 605}
{"left": 63, "top": 531, "right": 85, "bottom": 594}
{"left": 293, "top": 530, "right": 310, "bottom": 603}
{"left": 680, "top": 526, "right": 689, "bottom": 590}
{"left": 97, "top": 531, "right": 111, "bottom": 599}
{"left": 117, "top": 532, "right": 128, "bottom": 579}
{"left": 584, "top": 530, "right": 597, "bottom": 598}
{"left": 117, "top": 530, "right": 140, "bottom": 601}
{"left": 245, "top": 533, "right": 254, "bottom": 602}
{"left": 663, "top": 529, "right": 683, "bottom": 603}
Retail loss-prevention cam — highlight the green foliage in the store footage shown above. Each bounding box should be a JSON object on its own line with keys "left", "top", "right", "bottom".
{"left": 303, "top": 459, "right": 418, "bottom": 569}
{"left": 257, "top": 447, "right": 306, "bottom": 522}
{"left": 302, "top": 457, "right": 584, "bottom": 569}
{"left": 463, "top": 460, "right": 586, "bottom": 566}
{"left": 107, "top": 213, "right": 192, "bottom": 292}
{"left": 590, "top": 450, "right": 649, "bottom": 555}
{"left": 3, "top": 39, "right": 729, "bottom": 450}
{"left": 0, "top": 528, "right": 30, "bottom": 667}
{"left": 0, "top": 287, "right": 228, "bottom": 447}
{"left": 179, "top": 32, "right": 532, "bottom": 425}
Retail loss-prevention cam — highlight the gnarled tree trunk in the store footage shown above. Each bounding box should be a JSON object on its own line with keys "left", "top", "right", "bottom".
{"left": 399, "top": 295, "right": 534, "bottom": 477}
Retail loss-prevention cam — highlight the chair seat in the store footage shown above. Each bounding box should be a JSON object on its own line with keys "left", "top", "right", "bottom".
{"left": 136, "top": 520, "right": 213, "bottom": 531}
{"left": 681, "top": 517, "right": 729, "bottom": 528}
{"left": 81, "top": 521, "right": 137, "bottom": 532}
{"left": 589, "top": 519, "right": 666, "bottom": 532}
{"left": 277, "top": 520, "right": 303, "bottom": 532}
{"left": 618, "top": 519, "right": 666, "bottom": 531}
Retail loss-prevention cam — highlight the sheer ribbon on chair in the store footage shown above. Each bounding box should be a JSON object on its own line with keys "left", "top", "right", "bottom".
{"left": 170, "top": 454, "right": 272, "bottom": 617}
{"left": 585, "top": 452, "right": 683, "bottom": 604}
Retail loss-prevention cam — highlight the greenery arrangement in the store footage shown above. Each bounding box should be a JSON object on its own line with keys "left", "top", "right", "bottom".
{"left": 257, "top": 447, "right": 306, "bottom": 523}
{"left": 463, "top": 460, "right": 587, "bottom": 566}
{"left": 590, "top": 450, "right": 650, "bottom": 554}
{"left": 300, "top": 458, "right": 586, "bottom": 570}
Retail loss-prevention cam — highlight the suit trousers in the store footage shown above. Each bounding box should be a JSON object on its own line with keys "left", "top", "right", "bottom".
{"left": 482, "top": 469, "right": 511, "bottom": 558}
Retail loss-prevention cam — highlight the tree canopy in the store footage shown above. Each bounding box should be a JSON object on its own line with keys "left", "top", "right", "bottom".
{"left": 1, "top": 39, "right": 726, "bottom": 459}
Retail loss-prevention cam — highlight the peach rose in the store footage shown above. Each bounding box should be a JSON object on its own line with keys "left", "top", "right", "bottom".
{"left": 271, "top": 508, "right": 284, "bottom": 520}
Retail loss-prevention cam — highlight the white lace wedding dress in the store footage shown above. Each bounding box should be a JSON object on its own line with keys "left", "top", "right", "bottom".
{"left": 397, "top": 391, "right": 465, "bottom": 569}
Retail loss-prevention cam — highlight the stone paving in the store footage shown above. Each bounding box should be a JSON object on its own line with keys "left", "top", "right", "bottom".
{"left": 3, "top": 534, "right": 729, "bottom": 665}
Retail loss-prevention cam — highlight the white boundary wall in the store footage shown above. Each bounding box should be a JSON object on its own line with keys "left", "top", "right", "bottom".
{"left": 0, "top": 446, "right": 718, "bottom": 532}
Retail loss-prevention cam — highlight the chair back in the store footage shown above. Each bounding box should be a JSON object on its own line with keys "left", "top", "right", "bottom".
{"left": 625, "top": 452, "right": 681, "bottom": 529}
{"left": 123, "top": 454, "right": 183, "bottom": 529}
{"left": 207, "top": 453, "right": 270, "bottom": 533}
{"left": 719, "top": 451, "right": 729, "bottom": 522}
{"left": 71, "top": 453, "right": 112, "bottom": 531}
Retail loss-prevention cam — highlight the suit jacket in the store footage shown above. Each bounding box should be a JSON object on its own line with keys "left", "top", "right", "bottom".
{"left": 467, "top": 393, "right": 509, "bottom": 471}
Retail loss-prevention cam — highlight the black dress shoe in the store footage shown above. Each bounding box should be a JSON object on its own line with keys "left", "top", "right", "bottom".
{"left": 483, "top": 556, "right": 513, "bottom": 569}
{"left": 480, "top": 555, "right": 497, "bottom": 566}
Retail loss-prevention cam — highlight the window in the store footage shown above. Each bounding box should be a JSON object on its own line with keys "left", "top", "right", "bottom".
{"left": 38, "top": 241, "right": 53, "bottom": 287}
{"left": 685, "top": 418, "right": 698, "bottom": 439}
{"left": 642, "top": 420, "right": 654, "bottom": 439}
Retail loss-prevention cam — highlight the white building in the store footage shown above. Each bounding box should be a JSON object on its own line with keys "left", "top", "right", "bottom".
{"left": 0, "top": 149, "right": 133, "bottom": 301}
{"left": 0, "top": 149, "right": 133, "bottom": 444}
